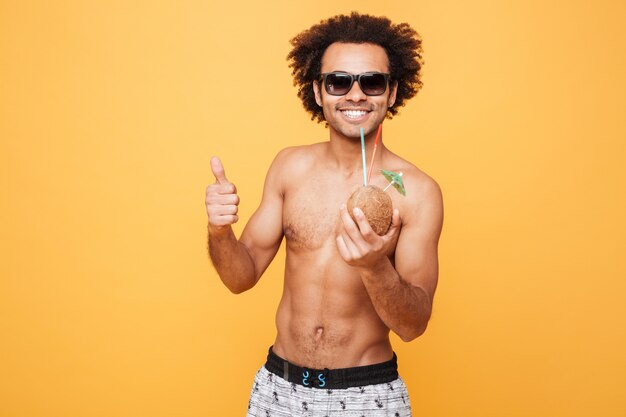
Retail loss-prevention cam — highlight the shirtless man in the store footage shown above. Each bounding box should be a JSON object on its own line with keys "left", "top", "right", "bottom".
{"left": 206, "top": 13, "right": 443, "bottom": 416}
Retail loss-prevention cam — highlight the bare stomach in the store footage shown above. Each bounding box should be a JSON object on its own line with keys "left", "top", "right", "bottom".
{"left": 271, "top": 246, "right": 393, "bottom": 369}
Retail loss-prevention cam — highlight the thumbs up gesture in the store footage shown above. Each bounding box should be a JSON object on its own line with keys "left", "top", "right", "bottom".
{"left": 206, "top": 156, "right": 239, "bottom": 234}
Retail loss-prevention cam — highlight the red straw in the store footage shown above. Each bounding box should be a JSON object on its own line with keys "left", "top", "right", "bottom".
{"left": 366, "top": 124, "right": 383, "bottom": 184}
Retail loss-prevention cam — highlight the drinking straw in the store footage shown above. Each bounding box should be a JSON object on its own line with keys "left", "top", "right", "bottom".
{"left": 366, "top": 124, "right": 383, "bottom": 185}
{"left": 360, "top": 128, "right": 367, "bottom": 186}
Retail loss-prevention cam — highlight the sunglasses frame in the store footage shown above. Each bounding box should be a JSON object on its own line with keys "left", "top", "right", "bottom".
{"left": 320, "top": 71, "right": 391, "bottom": 96}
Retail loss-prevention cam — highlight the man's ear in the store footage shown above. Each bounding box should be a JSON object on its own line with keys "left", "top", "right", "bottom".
{"left": 313, "top": 80, "right": 323, "bottom": 107}
{"left": 388, "top": 80, "right": 398, "bottom": 108}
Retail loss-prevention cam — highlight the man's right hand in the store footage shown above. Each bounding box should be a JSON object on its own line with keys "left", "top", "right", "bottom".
{"left": 206, "top": 156, "right": 240, "bottom": 236}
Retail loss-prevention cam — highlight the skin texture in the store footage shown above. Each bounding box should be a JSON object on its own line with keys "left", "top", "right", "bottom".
{"left": 206, "top": 42, "right": 443, "bottom": 369}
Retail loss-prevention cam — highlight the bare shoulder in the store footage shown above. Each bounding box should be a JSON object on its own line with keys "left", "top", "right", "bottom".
{"left": 405, "top": 164, "right": 443, "bottom": 210}
{"left": 382, "top": 152, "right": 443, "bottom": 227}
{"left": 267, "top": 143, "right": 326, "bottom": 184}
{"left": 273, "top": 142, "right": 324, "bottom": 165}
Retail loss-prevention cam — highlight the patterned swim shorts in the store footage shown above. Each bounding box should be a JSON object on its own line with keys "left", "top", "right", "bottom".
{"left": 246, "top": 348, "right": 412, "bottom": 416}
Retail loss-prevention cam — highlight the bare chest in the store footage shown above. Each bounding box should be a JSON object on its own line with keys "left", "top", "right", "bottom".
{"left": 283, "top": 180, "right": 354, "bottom": 250}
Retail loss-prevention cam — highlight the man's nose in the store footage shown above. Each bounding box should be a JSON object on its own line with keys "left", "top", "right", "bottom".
{"left": 344, "top": 81, "right": 367, "bottom": 102}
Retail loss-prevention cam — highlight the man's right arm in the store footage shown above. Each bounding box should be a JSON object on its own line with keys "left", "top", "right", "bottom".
{"left": 206, "top": 155, "right": 284, "bottom": 294}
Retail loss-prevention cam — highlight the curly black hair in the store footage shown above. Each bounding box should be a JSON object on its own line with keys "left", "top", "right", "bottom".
{"left": 287, "top": 12, "right": 424, "bottom": 124}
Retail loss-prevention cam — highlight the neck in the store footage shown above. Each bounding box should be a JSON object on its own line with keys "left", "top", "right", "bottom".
{"left": 326, "top": 126, "right": 385, "bottom": 176}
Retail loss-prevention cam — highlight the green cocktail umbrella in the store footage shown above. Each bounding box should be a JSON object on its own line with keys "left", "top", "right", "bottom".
{"left": 381, "top": 169, "right": 406, "bottom": 196}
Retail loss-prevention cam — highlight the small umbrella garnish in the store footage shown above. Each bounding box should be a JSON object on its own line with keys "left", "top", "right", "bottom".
{"left": 381, "top": 170, "right": 406, "bottom": 196}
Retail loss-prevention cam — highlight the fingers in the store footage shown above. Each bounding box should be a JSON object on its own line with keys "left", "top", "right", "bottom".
{"left": 340, "top": 205, "right": 379, "bottom": 245}
{"left": 350, "top": 207, "right": 376, "bottom": 239}
{"left": 208, "top": 214, "right": 239, "bottom": 227}
{"left": 206, "top": 156, "right": 239, "bottom": 229}
{"left": 385, "top": 208, "right": 401, "bottom": 238}
{"left": 205, "top": 186, "right": 239, "bottom": 203}
{"left": 209, "top": 206, "right": 238, "bottom": 218}
{"left": 206, "top": 199, "right": 238, "bottom": 212}
{"left": 336, "top": 204, "right": 400, "bottom": 266}
{"left": 336, "top": 235, "right": 354, "bottom": 261}
{"left": 211, "top": 156, "right": 229, "bottom": 184}
{"left": 206, "top": 198, "right": 239, "bottom": 228}
{"left": 338, "top": 204, "right": 386, "bottom": 259}
{"left": 339, "top": 205, "right": 368, "bottom": 249}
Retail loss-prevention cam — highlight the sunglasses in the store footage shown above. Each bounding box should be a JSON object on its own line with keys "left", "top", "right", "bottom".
{"left": 320, "top": 71, "right": 391, "bottom": 96}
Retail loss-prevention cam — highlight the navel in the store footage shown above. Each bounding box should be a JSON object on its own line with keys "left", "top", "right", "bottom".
{"left": 314, "top": 326, "right": 325, "bottom": 339}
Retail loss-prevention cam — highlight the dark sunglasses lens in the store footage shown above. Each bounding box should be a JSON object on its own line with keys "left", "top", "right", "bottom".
{"left": 325, "top": 74, "right": 353, "bottom": 95}
{"left": 359, "top": 73, "right": 387, "bottom": 95}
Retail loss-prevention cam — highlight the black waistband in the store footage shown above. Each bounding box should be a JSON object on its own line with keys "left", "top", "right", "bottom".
{"left": 264, "top": 346, "right": 398, "bottom": 389}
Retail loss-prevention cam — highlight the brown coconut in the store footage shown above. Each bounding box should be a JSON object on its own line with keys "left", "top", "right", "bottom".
{"left": 347, "top": 185, "right": 393, "bottom": 235}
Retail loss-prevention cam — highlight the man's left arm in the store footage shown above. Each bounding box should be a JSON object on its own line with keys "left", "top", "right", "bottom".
{"left": 336, "top": 178, "right": 444, "bottom": 342}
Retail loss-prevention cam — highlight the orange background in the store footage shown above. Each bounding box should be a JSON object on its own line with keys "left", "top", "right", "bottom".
{"left": 1, "top": 1, "right": 625, "bottom": 416}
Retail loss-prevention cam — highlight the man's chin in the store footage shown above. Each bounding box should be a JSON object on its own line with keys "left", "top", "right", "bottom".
{"left": 343, "top": 125, "right": 375, "bottom": 138}
{"left": 327, "top": 121, "right": 374, "bottom": 138}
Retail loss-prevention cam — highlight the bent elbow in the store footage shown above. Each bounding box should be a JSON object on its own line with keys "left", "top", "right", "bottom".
{"left": 399, "top": 332, "right": 419, "bottom": 343}
{"left": 228, "top": 285, "right": 246, "bottom": 295}
{"left": 227, "top": 282, "right": 252, "bottom": 294}
{"left": 224, "top": 276, "right": 258, "bottom": 294}
{"left": 398, "top": 323, "right": 429, "bottom": 343}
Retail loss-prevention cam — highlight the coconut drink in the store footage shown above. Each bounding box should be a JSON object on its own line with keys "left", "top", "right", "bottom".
{"left": 347, "top": 185, "right": 393, "bottom": 235}
{"left": 346, "top": 126, "right": 406, "bottom": 236}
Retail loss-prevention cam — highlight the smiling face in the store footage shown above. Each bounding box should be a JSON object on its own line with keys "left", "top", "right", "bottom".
{"left": 313, "top": 42, "right": 398, "bottom": 139}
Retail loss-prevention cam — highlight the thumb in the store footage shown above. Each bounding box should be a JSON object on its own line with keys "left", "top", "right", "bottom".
{"left": 210, "top": 156, "right": 228, "bottom": 184}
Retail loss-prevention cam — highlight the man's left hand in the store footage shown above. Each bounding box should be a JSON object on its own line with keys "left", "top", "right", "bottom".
{"left": 336, "top": 204, "right": 402, "bottom": 269}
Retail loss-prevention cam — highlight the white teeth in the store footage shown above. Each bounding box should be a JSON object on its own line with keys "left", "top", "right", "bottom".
{"left": 341, "top": 110, "right": 368, "bottom": 119}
